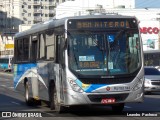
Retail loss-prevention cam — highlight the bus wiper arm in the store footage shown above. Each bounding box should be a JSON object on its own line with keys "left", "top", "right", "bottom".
{"left": 114, "top": 30, "right": 124, "bottom": 45}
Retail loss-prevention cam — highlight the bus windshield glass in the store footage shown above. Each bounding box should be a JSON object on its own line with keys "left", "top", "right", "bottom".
{"left": 67, "top": 19, "right": 141, "bottom": 76}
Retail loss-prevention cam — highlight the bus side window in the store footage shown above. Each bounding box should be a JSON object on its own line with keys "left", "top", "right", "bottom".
{"left": 39, "top": 34, "right": 46, "bottom": 59}
{"left": 15, "top": 38, "right": 29, "bottom": 62}
{"left": 46, "top": 30, "right": 55, "bottom": 60}
{"left": 23, "top": 38, "right": 29, "bottom": 61}
{"left": 56, "top": 35, "right": 65, "bottom": 64}
{"left": 31, "top": 35, "right": 38, "bottom": 62}
{"left": 17, "top": 39, "right": 23, "bottom": 61}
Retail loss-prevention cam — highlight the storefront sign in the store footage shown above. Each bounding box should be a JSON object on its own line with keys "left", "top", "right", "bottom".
{"left": 140, "top": 27, "right": 159, "bottom": 34}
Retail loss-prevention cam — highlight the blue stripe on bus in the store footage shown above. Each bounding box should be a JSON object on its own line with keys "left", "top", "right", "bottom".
{"left": 76, "top": 79, "right": 108, "bottom": 92}
{"left": 85, "top": 84, "right": 107, "bottom": 93}
{"left": 14, "top": 63, "right": 37, "bottom": 88}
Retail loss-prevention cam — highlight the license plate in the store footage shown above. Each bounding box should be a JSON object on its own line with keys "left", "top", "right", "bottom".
{"left": 101, "top": 98, "right": 115, "bottom": 104}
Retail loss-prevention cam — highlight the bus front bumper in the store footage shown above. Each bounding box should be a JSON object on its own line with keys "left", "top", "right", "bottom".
{"left": 62, "top": 88, "right": 144, "bottom": 106}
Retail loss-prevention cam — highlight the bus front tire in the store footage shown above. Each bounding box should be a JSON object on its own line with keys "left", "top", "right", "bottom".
{"left": 24, "top": 81, "right": 41, "bottom": 106}
{"left": 25, "top": 81, "right": 34, "bottom": 106}
{"left": 50, "top": 86, "right": 64, "bottom": 113}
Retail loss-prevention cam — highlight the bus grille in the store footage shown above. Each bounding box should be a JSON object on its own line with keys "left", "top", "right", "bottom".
{"left": 151, "top": 80, "right": 160, "bottom": 85}
{"left": 87, "top": 93, "right": 129, "bottom": 102}
{"left": 80, "top": 77, "right": 134, "bottom": 84}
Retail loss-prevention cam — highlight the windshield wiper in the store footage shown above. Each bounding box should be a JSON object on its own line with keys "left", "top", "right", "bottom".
{"left": 114, "top": 30, "right": 124, "bottom": 45}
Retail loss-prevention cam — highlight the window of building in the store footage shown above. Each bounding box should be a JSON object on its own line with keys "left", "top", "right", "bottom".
{"left": 28, "top": 5, "right": 31, "bottom": 9}
{"left": 49, "top": 6, "right": 54, "bottom": 10}
{"left": 28, "top": 13, "right": 31, "bottom": 16}
{"left": 34, "top": 13, "right": 41, "bottom": 16}
{"left": 34, "top": 6, "right": 38, "bottom": 9}
{"left": 22, "top": 5, "right": 24, "bottom": 8}
{"left": 45, "top": 14, "right": 48, "bottom": 17}
{"left": 49, "top": 14, "right": 54, "bottom": 17}
{"left": 28, "top": 21, "right": 31, "bottom": 24}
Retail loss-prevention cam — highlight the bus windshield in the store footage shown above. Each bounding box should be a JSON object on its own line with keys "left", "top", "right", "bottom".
{"left": 68, "top": 29, "right": 141, "bottom": 76}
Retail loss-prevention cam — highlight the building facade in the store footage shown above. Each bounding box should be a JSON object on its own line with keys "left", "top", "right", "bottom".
{"left": 1, "top": 0, "right": 160, "bottom": 58}
{"left": 0, "top": 0, "right": 72, "bottom": 58}
{"left": 0, "top": 0, "right": 72, "bottom": 30}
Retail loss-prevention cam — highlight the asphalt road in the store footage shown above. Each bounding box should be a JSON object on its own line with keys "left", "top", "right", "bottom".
{"left": 0, "top": 72, "right": 160, "bottom": 120}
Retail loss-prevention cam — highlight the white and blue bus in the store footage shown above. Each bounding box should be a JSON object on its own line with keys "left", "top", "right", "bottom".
{"left": 13, "top": 14, "right": 144, "bottom": 112}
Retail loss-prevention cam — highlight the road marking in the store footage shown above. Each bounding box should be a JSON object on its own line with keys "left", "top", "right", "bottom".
{"left": 0, "top": 79, "right": 10, "bottom": 81}
{"left": 124, "top": 106, "right": 132, "bottom": 108}
{"left": 9, "top": 87, "right": 14, "bottom": 89}
{"left": 11, "top": 101, "right": 20, "bottom": 105}
{"left": 0, "top": 85, "right": 14, "bottom": 89}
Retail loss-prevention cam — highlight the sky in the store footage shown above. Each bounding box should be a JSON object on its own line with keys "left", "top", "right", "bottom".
{"left": 135, "top": 0, "right": 160, "bottom": 8}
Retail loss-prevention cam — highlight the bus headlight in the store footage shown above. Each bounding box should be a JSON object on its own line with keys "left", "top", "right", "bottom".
{"left": 133, "top": 78, "right": 144, "bottom": 91}
{"left": 68, "top": 78, "right": 83, "bottom": 93}
{"left": 145, "top": 80, "right": 150, "bottom": 85}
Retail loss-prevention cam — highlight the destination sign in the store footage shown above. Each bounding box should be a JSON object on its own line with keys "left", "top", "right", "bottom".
{"left": 77, "top": 21, "right": 129, "bottom": 28}
{"left": 67, "top": 19, "right": 137, "bottom": 29}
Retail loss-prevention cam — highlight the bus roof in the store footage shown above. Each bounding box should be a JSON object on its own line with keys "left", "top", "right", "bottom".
{"left": 15, "top": 14, "right": 137, "bottom": 38}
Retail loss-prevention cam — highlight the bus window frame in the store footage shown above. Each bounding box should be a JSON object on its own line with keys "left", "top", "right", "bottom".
{"left": 30, "top": 34, "right": 39, "bottom": 62}
{"left": 38, "top": 33, "right": 46, "bottom": 60}
{"left": 14, "top": 36, "right": 30, "bottom": 63}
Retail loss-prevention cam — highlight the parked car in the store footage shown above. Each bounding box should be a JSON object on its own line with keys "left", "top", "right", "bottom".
{"left": 144, "top": 66, "right": 160, "bottom": 94}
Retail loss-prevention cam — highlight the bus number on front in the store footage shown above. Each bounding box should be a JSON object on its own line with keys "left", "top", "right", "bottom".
{"left": 113, "top": 86, "right": 130, "bottom": 91}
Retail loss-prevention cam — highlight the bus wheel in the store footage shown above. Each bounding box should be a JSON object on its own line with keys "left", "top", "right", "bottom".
{"left": 111, "top": 103, "right": 124, "bottom": 113}
{"left": 24, "top": 81, "right": 34, "bottom": 106}
{"left": 50, "top": 86, "right": 64, "bottom": 113}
